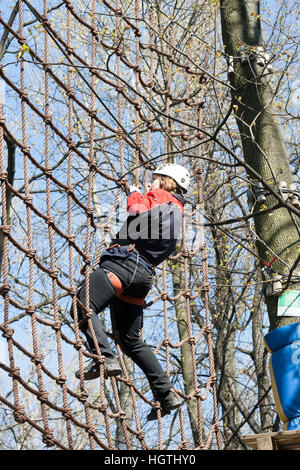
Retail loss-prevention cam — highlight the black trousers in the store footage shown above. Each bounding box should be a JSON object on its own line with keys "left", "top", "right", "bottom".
{"left": 70, "top": 255, "right": 173, "bottom": 399}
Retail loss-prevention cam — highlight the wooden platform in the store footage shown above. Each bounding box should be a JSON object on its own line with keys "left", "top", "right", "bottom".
{"left": 242, "top": 430, "right": 300, "bottom": 450}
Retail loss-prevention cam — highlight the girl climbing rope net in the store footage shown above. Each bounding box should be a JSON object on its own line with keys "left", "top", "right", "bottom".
{"left": 71, "top": 163, "right": 190, "bottom": 421}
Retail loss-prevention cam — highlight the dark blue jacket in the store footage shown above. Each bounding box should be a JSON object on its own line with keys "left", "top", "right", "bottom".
{"left": 100, "top": 188, "right": 185, "bottom": 271}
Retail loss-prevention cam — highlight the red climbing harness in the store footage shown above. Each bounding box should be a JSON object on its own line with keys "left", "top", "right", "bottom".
{"left": 106, "top": 271, "right": 145, "bottom": 306}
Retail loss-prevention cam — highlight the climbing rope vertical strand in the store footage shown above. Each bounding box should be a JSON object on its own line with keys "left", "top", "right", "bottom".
{"left": 108, "top": 4, "right": 132, "bottom": 450}
{"left": 164, "top": 22, "right": 173, "bottom": 162}
{"left": 157, "top": 19, "right": 174, "bottom": 447}
{"left": 93, "top": 1, "right": 125, "bottom": 270}
{"left": 161, "top": 17, "right": 175, "bottom": 387}
{"left": 185, "top": 39, "right": 205, "bottom": 450}
{"left": 154, "top": 20, "right": 174, "bottom": 450}
{"left": 81, "top": 0, "right": 99, "bottom": 450}
{"left": 0, "top": 77, "right": 25, "bottom": 427}
{"left": 175, "top": 225, "right": 192, "bottom": 454}
{"left": 116, "top": 3, "right": 125, "bottom": 179}
{"left": 162, "top": 262, "right": 170, "bottom": 378}
{"left": 65, "top": 0, "right": 85, "bottom": 436}
{"left": 116, "top": 342, "right": 148, "bottom": 450}
{"left": 42, "top": 0, "right": 67, "bottom": 445}
{"left": 111, "top": 376, "right": 132, "bottom": 449}
{"left": 143, "top": 4, "right": 155, "bottom": 189}
{"left": 182, "top": 211, "right": 203, "bottom": 446}
{"left": 63, "top": 1, "right": 99, "bottom": 449}
{"left": 182, "top": 40, "right": 192, "bottom": 161}
{"left": 134, "top": 0, "right": 141, "bottom": 185}
{"left": 43, "top": 0, "right": 72, "bottom": 448}
{"left": 18, "top": 0, "right": 54, "bottom": 447}
{"left": 45, "top": 0, "right": 75, "bottom": 448}
{"left": 114, "top": 5, "right": 147, "bottom": 450}
{"left": 195, "top": 55, "right": 223, "bottom": 449}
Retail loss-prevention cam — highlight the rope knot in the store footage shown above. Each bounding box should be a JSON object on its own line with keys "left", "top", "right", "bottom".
{"left": 46, "top": 215, "right": 54, "bottom": 226}
{"left": 63, "top": 406, "right": 73, "bottom": 419}
{"left": 40, "top": 15, "right": 51, "bottom": 28}
{"left": 0, "top": 283, "right": 10, "bottom": 296}
{"left": 99, "top": 403, "right": 108, "bottom": 412}
{"left": 153, "top": 401, "right": 161, "bottom": 410}
{"left": 88, "top": 161, "right": 97, "bottom": 173}
{"left": 50, "top": 268, "right": 58, "bottom": 280}
{"left": 42, "top": 429, "right": 55, "bottom": 447}
{"left": 68, "top": 234, "right": 76, "bottom": 245}
{"left": 96, "top": 356, "right": 105, "bottom": 365}
{"left": 74, "top": 339, "right": 83, "bottom": 350}
{"left": 67, "top": 184, "right": 74, "bottom": 194}
{"left": 53, "top": 320, "right": 62, "bottom": 331}
{"left": 89, "top": 109, "right": 97, "bottom": 118}
{"left": 44, "top": 165, "right": 52, "bottom": 176}
{"left": 84, "top": 254, "right": 92, "bottom": 264}
{"left": 193, "top": 388, "right": 203, "bottom": 400}
{"left": 188, "top": 335, "right": 196, "bottom": 345}
{"left": 26, "top": 303, "right": 36, "bottom": 315}
{"left": 67, "top": 139, "right": 75, "bottom": 150}
{"left": 13, "top": 405, "right": 26, "bottom": 424}
{"left": 39, "top": 391, "right": 49, "bottom": 403}
{"left": 9, "top": 366, "right": 20, "bottom": 378}
{"left": 204, "top": 325, "right": 212, "bottom": 335}
{"left": 209, "top": 374, "right": 217, "bottom": 384}
{"left": 27, "top": 248, "right": 36, "bottom": 259}
{"left": 85, "top": 308, "right": 94, "bottom": 320}
{"left": 0, "top": 224, "right": 10, "bottom": 234}
{"left": 2, "top": 326, "right": 14, "bottom": 338}
{"left": 24, "top": 195, "right": 33, "bottom": 206}
{"left": 116, "top": 84, "right": 125, "bottom": 93}
{"left": 32, "top": 354, "right": 43, "bottom": 366}
{"left": 44, "top": 114, "right": 52, "bottom": 125}
{"left": 21, "top": 91, "right": 29, "bottom": 103}
{"left": 178, "top": 440, "right": 189, "bottom": 450}
{"left": 117, "top": 410, "right": 126, "bottom": 421}
{"left": 183, "top": 289, "right": 191, "bottom": 298}
{"left": 136, "top": 431, "right": 145, "bottom": 441}
{"left": 87, "top": 424, "right": 96, "bottom": 435}
{"left": 79, "top": 390, "right": 89, "bottom": 402}
{"left": 67, "top": 85, "right": 75, "bottom": 97}
{"left": 22, "top": 144, "right": 31, "bottom": 154}
{"left": 56, "top": 374, "right": 66, "bottom": 385}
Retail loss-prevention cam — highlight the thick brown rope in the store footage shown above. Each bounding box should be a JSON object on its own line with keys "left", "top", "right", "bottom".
{"left": 0, "top": 0, "right": 222, "bottom": 450}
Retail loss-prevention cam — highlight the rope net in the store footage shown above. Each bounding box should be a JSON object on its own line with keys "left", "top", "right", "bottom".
{"left": 0, "top": 0, "right": 222, "bottom": 450}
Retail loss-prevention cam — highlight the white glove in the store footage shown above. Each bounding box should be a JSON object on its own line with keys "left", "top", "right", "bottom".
{"left": 129, "top": 185, "right": 140, "bottom": 193}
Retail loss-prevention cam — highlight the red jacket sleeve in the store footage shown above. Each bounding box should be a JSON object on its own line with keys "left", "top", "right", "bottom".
{"left": 127, "top": 188, "right": 183, "bottom": 215}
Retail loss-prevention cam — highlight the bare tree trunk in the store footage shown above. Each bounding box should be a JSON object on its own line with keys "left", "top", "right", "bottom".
{"left": 115, "top": 355, "right": 134, "bottom": 449}
{"left": 220, "top": 0, "right": 300, "bottom": 330}
{"left": 172, "top": 262, "right": 200, "bottom": 446}
{"left": 251, "top": 270, "right": 273, "bottom": 432}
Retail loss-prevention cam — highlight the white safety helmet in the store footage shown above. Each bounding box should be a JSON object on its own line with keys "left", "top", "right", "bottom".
{"left": 153, "top": 163, "right": 190, "bottom": 193}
